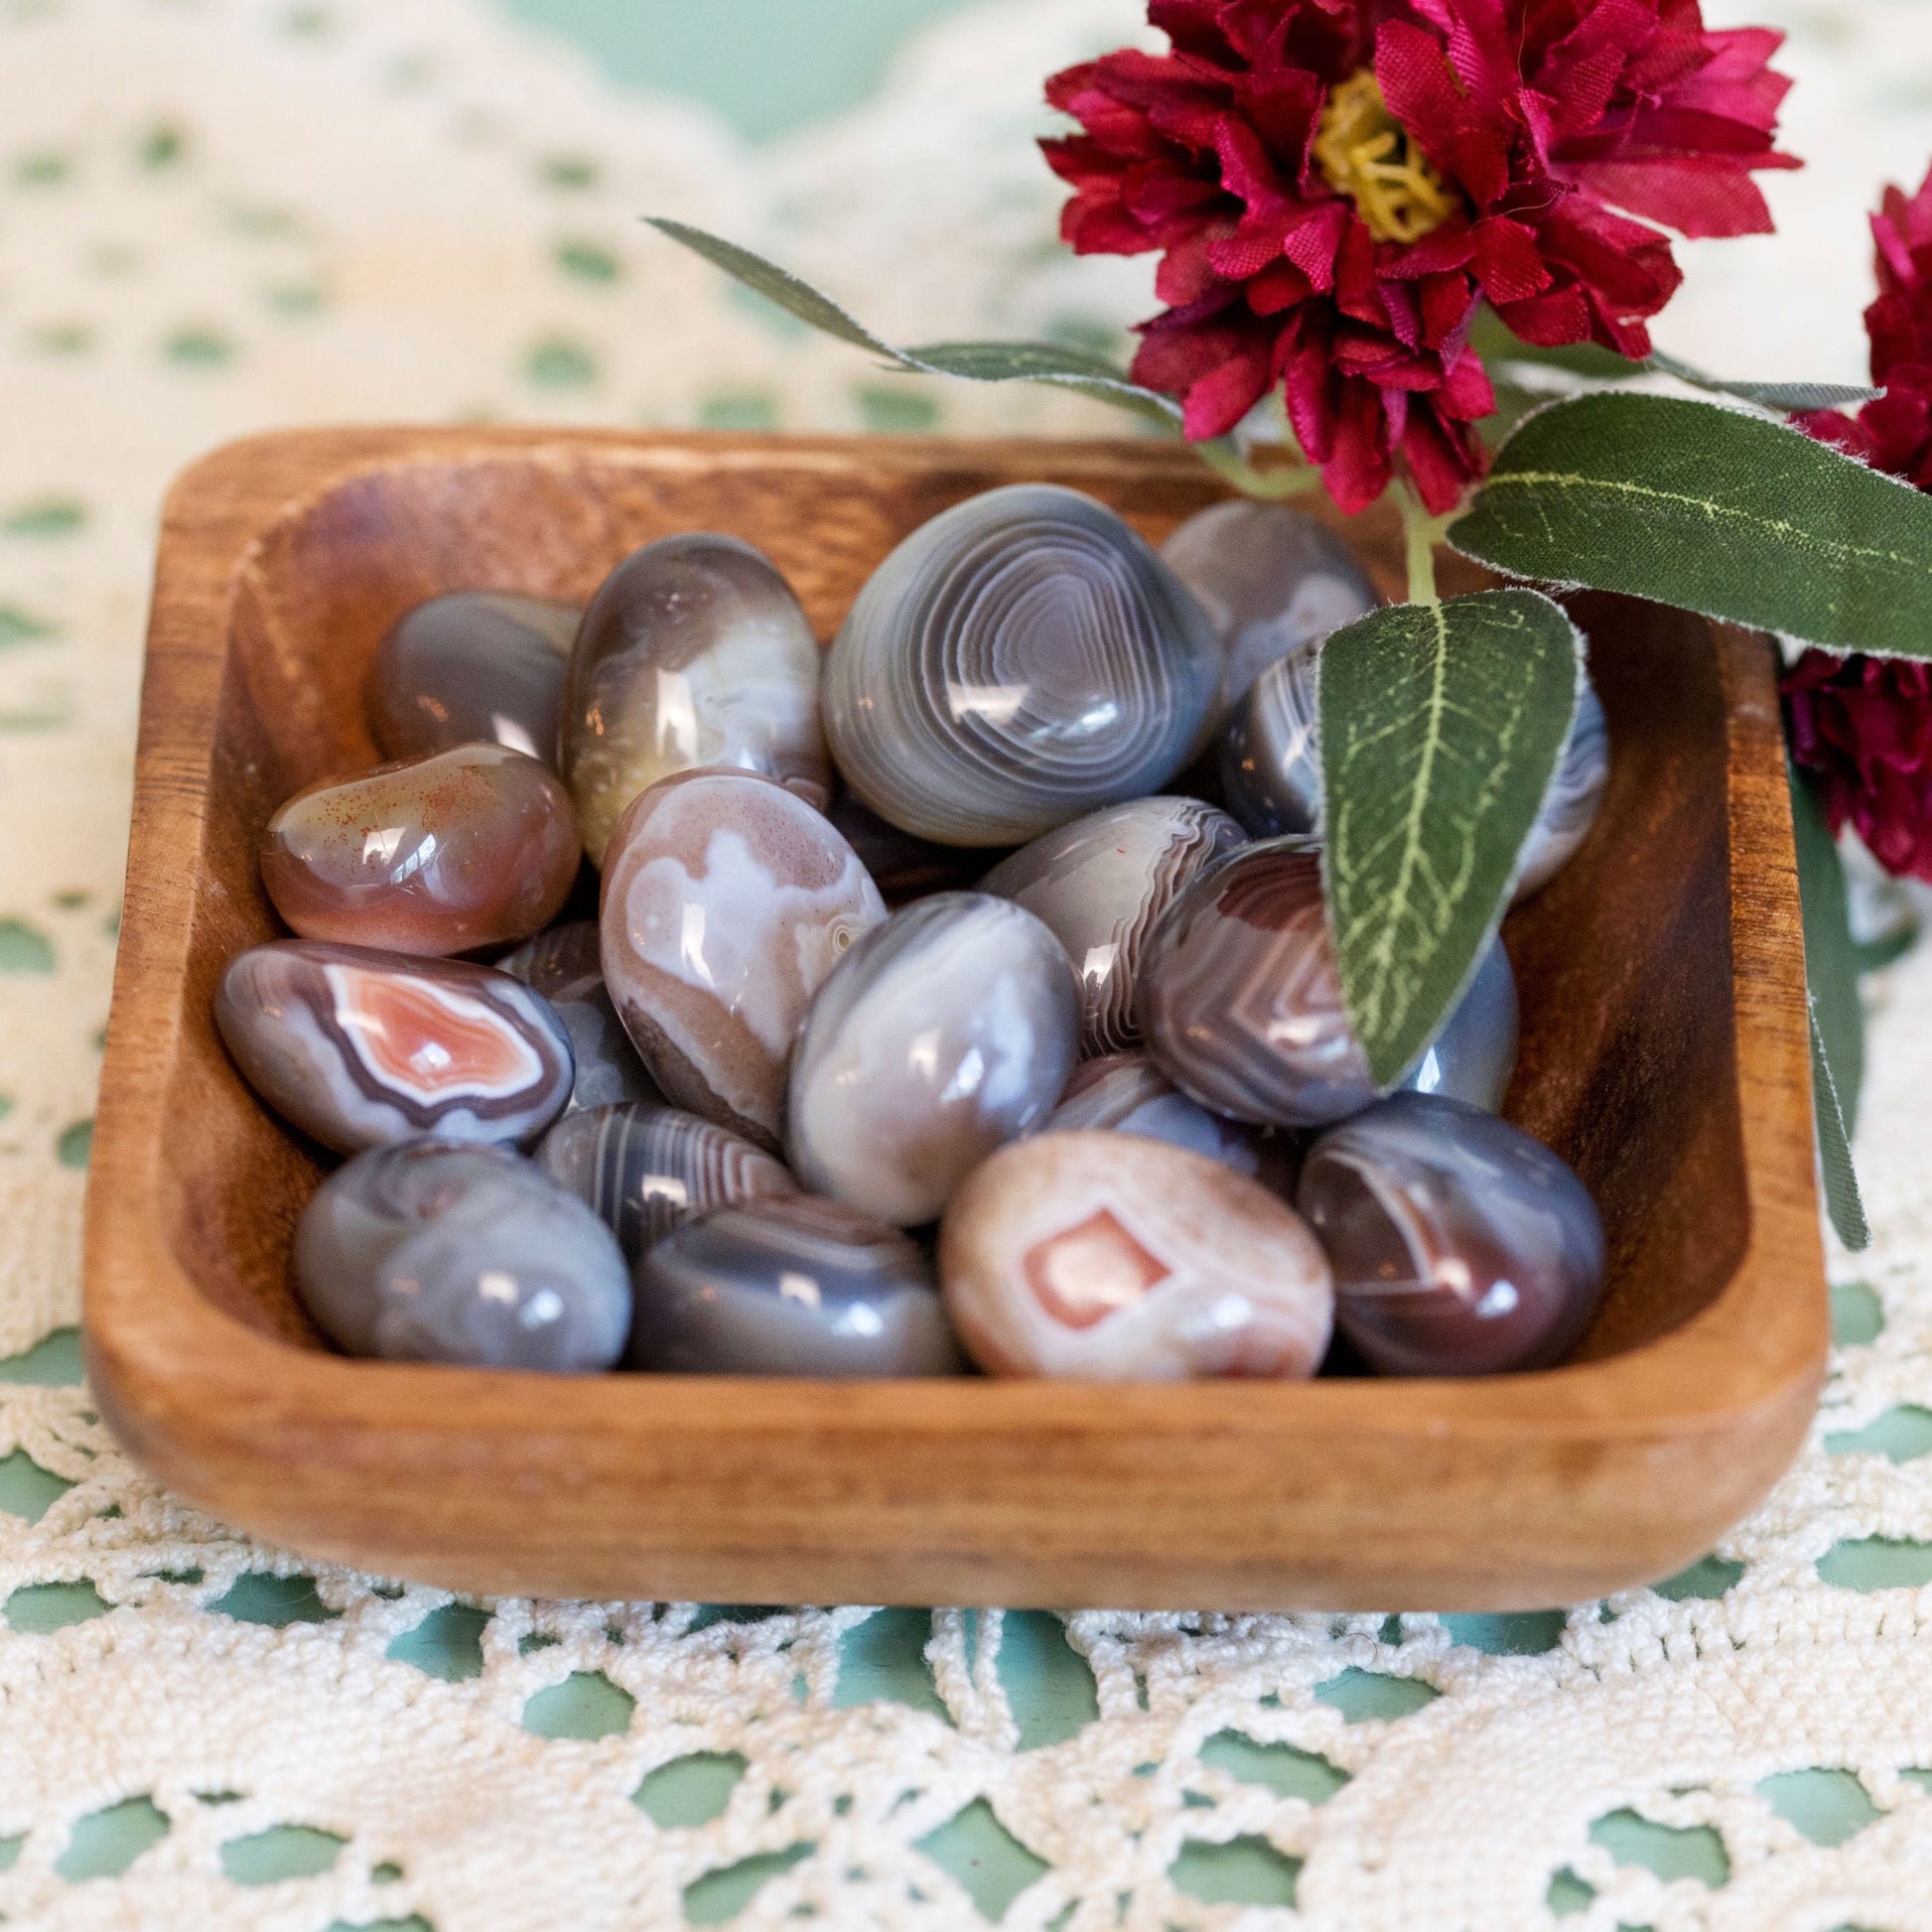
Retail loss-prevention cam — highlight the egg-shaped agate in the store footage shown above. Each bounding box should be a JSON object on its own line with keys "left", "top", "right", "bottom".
{"left": 940, "top": 1131, "right": 1332, "bottom": 1381}
{"left": 295, "top": 1140, "right": 629, "bottom": 1370}
{"left": 1224, "top": 653, "right": 1611, "bottom": 903}
{"left": 1139, "top": 838, "right": 1516, "bottom": 1127}
{"left": 216, "top": 941, "right": 574, "bottom": 1153}
{"left": 600, "top": 769, "right": 887, "bottom": 1152}
{"left": 366, "top": 591, "right": 579, "bottom": 766}
{"left": 979, "top": 797, "right": 1245, "bottom": 1057}
{"left": 786, "top": 893, "right": 1081, "bottom": 1226}
{"left": 261, "top": 744, "right": 580, "bottom": 958}
{"left": 560, "top": 533, "right": 831, "bottom": 864}
{"left": 1297, "top": 1092, "right": 1605, "bottom": 1375}
{"left": 1046, "top": 1053, "right": 1299, "bottom": 1192}
{"left": 1161, "top": 499, "right": 1378, "bottom": 713}
{"left": 633, "top": 1195, "right": 963, "bottom": 1377}
{"left": 822, "top": 484, "right": 1221, "bottom": 846}
{"left": 498, "top": 921, "right": 661, "bottom": 1113}
{"left": 538, "top": 1100, "right": 798, "bottom": 1266}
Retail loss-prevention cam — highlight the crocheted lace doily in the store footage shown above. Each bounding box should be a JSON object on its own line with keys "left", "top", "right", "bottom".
{"left": 3, "top": 2, "right": 1930, "bottom": 1926}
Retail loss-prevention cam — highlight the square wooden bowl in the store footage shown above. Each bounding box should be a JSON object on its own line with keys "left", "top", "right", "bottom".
{"left": 83, "top": 428, "right": 1828, "bottom": 1611}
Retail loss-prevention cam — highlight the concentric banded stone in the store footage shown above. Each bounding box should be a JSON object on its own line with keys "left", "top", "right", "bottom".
{"left": 498, "top": 920, "right": 662, "bottom": 1112}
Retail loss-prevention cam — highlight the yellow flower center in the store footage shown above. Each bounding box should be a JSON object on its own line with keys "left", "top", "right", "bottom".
{"left": 1313, "top": 70, "right": 1457, "bottom": 245}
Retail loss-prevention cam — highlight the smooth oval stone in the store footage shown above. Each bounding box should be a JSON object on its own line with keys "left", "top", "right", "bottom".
{"left": 1046, "top": 1053, "right": 1298, "bottom": 1191}
{"left": 633, "top": 1195, "right": 963, "bottom": 1376}
{"left": 786, "top": 893, "right": 1080, "bottom": 1226}
{"left": 366, "top": 591, "right": 579, "bottom": 766}
{"left": 600, "top": 768, "right": 887, "bottom": 1152}
{"left": 561, "top": 533, "right": 831, "bottom": 865}
{"left": 294, "top": 1140, "right": 628, "bottom": 1369}
{"left": 823, "top": 484, "right": 1221, "bottom": 847}
{"left": 979, "top": 797, "right": 1244, "bottom": 1056}
{"left": 261, "top": 744, "right": 580, "bottom": 957}
{"left": 1223, "top": 653, "right": 1612, "bottom": 903}
{"left": 1138, "top": 839, "right": 1516, "bottom": 1127}
{"left": 498, "top": 920, "right": 662, "bottom": 1112}
{"left": 1161, "top": 499, "right": 1378, "bottom": 712}
{"left": 940, "top": 1131, "right": 1332, "bottom": 1380}
{"left": 1297, "top": 1091, "right": 1605, "bottom": 1376}
{"left": 538, "top": 1101, "right": 798, "bottom": 1265}
{"left": 215, "top": 940, "right": 575, "bottom": 1153}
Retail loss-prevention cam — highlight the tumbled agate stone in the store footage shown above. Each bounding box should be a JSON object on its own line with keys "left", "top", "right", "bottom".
{"left": 822, "top": 484, "right": 1221, "bottom": 846}
{"left": 538, "top": 1100, "right": 798, "bottom": 1265}
{"left": 295, "top": 1140, "right": 628, "bottom": 1370}
{"left": 215, "top": 940, "right": 575, "bottom": 1153}
{"left": 1046, "top": 1053, "right": 1298, "bottom": 1192}
{"left": 561, "top": 533, "right": 831, "bottom": 864}
{"left": 366, "top": 591, "right": 580, "bottom": 766}
{"left": 1139, "top": 838, "right": 1516, "bottom": 1127}
{"left": 261, "top": 744, "right": 580, "bottom": 957}
{"left": 498, "top": 921, "right": 661, "bottom": 1113}
{"left": 940, "top": 1131, "right": 1332, "bottom": 1380}
{"left": 786, "top": 893, "right": 1080, "bottom": 1226}
{"left": 1297, "top": 1092, "right": 1606, "bottom": 1376}
{"left": 633, "top": 1194, "right": 963, "bottom": 1376}
{"left": 1224, "top": 654, "right": 1612, "bottom": 904}
{"left": 979, "top": 797, "right": 1244, "bottom": 1056}
{"left": 1161, "top": 499, "right": 1378, "bottom": 712}
{"left": 600, "top": 769, "right": 887, "bottom": 1152}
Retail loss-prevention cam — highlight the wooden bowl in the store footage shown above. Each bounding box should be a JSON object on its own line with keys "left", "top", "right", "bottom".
{"left": 83, "top": 428, "right": 1828, "bottom": 1611}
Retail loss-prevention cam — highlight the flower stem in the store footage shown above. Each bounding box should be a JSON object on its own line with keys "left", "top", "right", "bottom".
{"left": 1194, "top": 436, "right": 1326, "bottom": 500}
{"left": 1398, "top": 482, "right": 1453, "bottom": 608}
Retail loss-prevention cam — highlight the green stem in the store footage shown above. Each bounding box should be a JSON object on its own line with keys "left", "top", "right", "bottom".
{"left": 1398, "top": 482, "right": 1453, "bottom": 608}
{"left": 1194, "top": 436, "right": 1326, "bottom": 501}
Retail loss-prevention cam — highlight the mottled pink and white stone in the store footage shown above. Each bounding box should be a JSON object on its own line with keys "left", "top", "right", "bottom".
{"left": 940, "top": 1130, "right": 1332, "bottom": 1381}
{"left": 600, "top": 768, "right": 887, "bottom": 1152}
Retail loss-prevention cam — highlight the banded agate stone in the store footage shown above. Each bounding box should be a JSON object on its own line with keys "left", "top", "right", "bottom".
{"left": 261, "top": 744, "right": 580, "bottom": 957}
{"left": 538, "top": 1101, "right": 798, "bottom": 1265}
{"left": 822, "top": 485, "right": 1221, "bottom": 846}
{"left": 215, "top": 940, "right": 575, "bottom": 1153}
{"left": 366, "top": 591, "right": 579, "bottom": 765}
{"left": 1139, "top": 838, "right": 1516, "bottom": 1127}
{"left": 633, "top": 1195, "right": 962, "bottom": 1376}
{"left": 600, "top": 769, "right": 887, "bottom": 1152}
{"left": 979, "top": 797, "right": 1244, "bottom": 1056}
{"left": 786, "top": 893, "right": 1080, "bottom": 1226}
{"left": 1298, "top": 1092, "right": 1606, "bottom": 1376}
{"left": 560, "top": 534, "right": 831, "bottom": 864}
{"left": 498, "top": 921, "right": 661, "bottom": 1113}
{"left": 295, "top": 1140, "right": 629, "bottom": 1370}
{"left": 940, "top": 1131, "right": 1332, "bottom": 1381}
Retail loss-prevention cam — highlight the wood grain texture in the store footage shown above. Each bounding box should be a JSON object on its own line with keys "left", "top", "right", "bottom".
{"left": 82, "top": 428, "right": 1828, "bottom": 1610}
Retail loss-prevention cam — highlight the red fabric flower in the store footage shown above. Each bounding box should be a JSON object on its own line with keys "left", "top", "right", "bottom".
{"left": 1042, "top": 0, "right": 1797, "bottom": 512}
{"left": 1785, "top": 165, "right": 1932, "bottom": 881}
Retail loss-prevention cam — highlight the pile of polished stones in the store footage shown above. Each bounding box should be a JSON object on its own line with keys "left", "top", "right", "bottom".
{"left": 214, "top": 485, "right": 1613, "bottom": 1384}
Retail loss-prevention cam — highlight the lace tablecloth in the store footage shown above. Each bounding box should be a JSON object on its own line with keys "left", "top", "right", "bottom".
{"left": 5, "top": 1, "right": 1932, "bottom": 1926}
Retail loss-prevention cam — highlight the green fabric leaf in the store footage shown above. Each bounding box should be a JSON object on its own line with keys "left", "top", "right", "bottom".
{"left": 1319, "top": 590, "right": 1584, "bottom": 1087}
{"left": 1452, "top": 393, "right": 1932, "bottom": 660}
{"left": 1789, "top": 766, "right": 1864, "bottom": 1127}
{"left": 1643, "top": 350, "right": 1877, "bottom": 414}
{"left": 1810, "top": 1001, "right": 1870, "bottom": 1251}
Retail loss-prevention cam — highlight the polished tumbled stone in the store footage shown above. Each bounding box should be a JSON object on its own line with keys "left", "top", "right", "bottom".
{"left": 294, "top": 1140, "right": 629, "bottom": 1369}
{"left": 560, "top": 533, "right": 830, "bottom": 864}
{"left": 261, "top": 743, "right": 580, "bottom": 957}
{"left": 1297, "top": 1091, "right": 1606, "bottom": 1376}
{"left": 1515, "top": 679, "right": 1612, "bottom": 898}
{"left": 979, "top": 797, "right": 1245, "bottom": 1057}
{"left": 365, "top": 591, "right": 579, "bottom": 766}
{"left": 498, "top": 921, "right": 661, "bottom": 1113}
{"left": 786, "top": 893, "right": 1081, "bottom": 1226}
{"left": 538, "top": 1101, "right": 798, "bottom": 1265}
{"left": 216, "top": 940, "right": 575, "bottom": 1153}
{"left": 940, "top": 1131, "right": 1332, "bottom": 1380}
{"left": 823, "top": 484, "right": 1221, "bottom": 846}
{"left": 600, "top": 769, "right": 887, "bottom": 1151}
{"left": 633, "top": 1195, "right": 963, "bottom": 1376}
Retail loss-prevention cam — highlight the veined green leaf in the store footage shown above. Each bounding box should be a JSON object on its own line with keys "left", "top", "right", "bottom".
{"left": 1319, "top": 590, "right": 1584, "bottom": 1086}
{"left": 1643, "top": 350, "right": 1877, "bottom": 414}
{"left": 1452, "top": 393, "right": 1932, "bottom": 660}
{"left": 647, "top": 218, "right": 1180, "bottom": 425}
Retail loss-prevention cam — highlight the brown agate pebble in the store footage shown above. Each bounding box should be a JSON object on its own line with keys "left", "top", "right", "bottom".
{"left": 261, "top": 743, "right": 580, "bottom": 957}
{"left": 940, "top": 1131, "right": 1332, "bottom": 1381}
